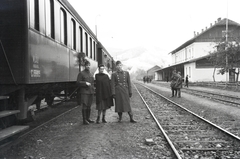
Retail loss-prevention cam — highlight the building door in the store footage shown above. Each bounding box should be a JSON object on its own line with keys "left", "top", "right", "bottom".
{"left": 229, "top": 69, "right": 235, "bottom": 83}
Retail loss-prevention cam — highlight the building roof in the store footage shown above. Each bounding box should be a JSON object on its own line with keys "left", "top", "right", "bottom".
{"left": 155, "top": 55, "right": 210, "bottom": 72}
{"left": 147, "top": 65, "right": 161, "bottom": 72}
{"left": 169, "top": 18, "right": 240, "bottom": 55}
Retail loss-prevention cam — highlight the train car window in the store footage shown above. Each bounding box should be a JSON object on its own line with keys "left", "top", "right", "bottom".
{"left": 71, "top": 19, "right": 76, "bottom": 50}
{"left": 90, "top": 38, "right": 92, "bottom": 58}
{"left": 29, "top": 0, "right": 35, "bottom": 28}
{"left": 85, "top": 33, "right": 88, "bottom": 56}
{"left": 79, "top": 27, "right": 83, "bottom": 52}
{"left": 93, "top": 41, "right": 96, "bottom": 60}
{"left": 34, "top": 0, "right": 40, "bottom": 31}
{"left": 60, "top": 8, "right": 67, "bottom": 45}
{"left": 46, "top": 0, "right": 55, "bottom": 39}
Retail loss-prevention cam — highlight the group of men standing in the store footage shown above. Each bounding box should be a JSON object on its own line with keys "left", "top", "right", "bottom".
{"left": 170, "top": 70, "right": 184, "bottom": 98}
{"left": 76, "top": 60, "right": 136, "bottom": 125}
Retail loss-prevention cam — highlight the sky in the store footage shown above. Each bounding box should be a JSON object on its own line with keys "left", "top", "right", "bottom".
{"left": 68, "top": 0, "right": 240, "bottom": 55}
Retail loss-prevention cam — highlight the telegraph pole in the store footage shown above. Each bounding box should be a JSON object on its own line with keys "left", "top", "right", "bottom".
{"left": 225, "top": 0, "right": 229, "bottom": 82}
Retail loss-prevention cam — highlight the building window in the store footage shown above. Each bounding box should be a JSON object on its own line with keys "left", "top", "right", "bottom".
{"left": 46, "top": 0, "right": 54, "bottom": 38}
{"left": 34, "top": 0, "right": 39, "bottom": 31}
{"left": 192, "top": 48, "right": 194, "bottom": 58}
{"left": 85, "top": 33, "right": 88, "bottom": 56}
{"left": 79, "top": 27, "right": 83, "bottom": 52}
{"left": 60, "top": 8, "right": 67, "bottom": 45}
{"left": 189, "top": 49, "right": 191, "bottom": 59}
{"left": 189, "top": 67, "right": 191, "bottom": 78}
{"left": 185, "top": 48, "right": 187, "bottom": 60}
{"left": 71, "top": 19, "right": 76, "bottom": 50}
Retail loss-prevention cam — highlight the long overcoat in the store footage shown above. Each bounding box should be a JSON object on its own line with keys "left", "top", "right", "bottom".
{"left": 95, "top": 73, "right": 113, "bottom": 109}
{"left": 76, "top": 69, "right": 94, "bottom": 105}
{"left": 175, "top": 74, "right": 183, "bottom": 89}
{"left": 111, "top": 70, "right": 132, "bottom": 112}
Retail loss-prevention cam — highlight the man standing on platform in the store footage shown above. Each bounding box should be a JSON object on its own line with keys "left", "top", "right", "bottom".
{"left": 111, "top": 61, "right": 136, "bottom": 123}
{"left": 76, "top": 60, "right": 95, "bottom": 125}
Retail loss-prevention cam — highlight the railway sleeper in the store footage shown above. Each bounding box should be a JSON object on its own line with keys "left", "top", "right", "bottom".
{"left": 180, "top": 148, "right": 232, "bottom": 151}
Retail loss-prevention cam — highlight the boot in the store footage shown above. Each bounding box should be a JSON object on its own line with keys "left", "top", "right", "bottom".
{"left": 86, "top": 109, "right": 94, "bottom": 123}
{"left": 128, "top": 112, "right": 137, "bottom": 123}
{"left": 82, "top": 109, "right": 89, "bottom": 125}
{"left": 96, "top": 116, "right": 100, "bottom": 124}
{"left": 178, "top": 90, "right": 181, "bottom": 98}
{"left": 102, "top": 115, "right": 107, "bottom": 123}
{"left": 118, "top": 112, "right": 122, "bottom": 122}
{"left": 171, "top": 89, "right": 174, "bottom": 97}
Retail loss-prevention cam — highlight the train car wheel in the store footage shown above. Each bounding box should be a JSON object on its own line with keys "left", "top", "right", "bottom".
{"left": 45, "top": 96, "right": 54, "bottom": 106}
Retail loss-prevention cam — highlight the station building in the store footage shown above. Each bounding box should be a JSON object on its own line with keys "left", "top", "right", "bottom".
{"left": 146, "top": 65, "right": 161, "bottom": 80}
{"left": 155, "top": 18, "right": 240, "bottom": 82}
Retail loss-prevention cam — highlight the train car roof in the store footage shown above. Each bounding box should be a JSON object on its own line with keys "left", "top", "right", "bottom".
{"left": 60, "top": 0, "right": 97, "bottom": 41}
{"left": 61, "top": 0, "right": 113, "bottom": 60}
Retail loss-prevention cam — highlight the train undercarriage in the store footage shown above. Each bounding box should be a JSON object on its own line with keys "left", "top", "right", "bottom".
{"left": 0, "top": 82, "right": 78, "bottom": 143}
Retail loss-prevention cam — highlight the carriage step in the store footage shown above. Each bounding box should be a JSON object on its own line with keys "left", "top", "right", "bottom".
{"left": 0, "top": 96, "right": 9, "bottom": 100}
{"left": 0, "top": 125, "right": 29, "bottom": 142}
{"left": 0, "top": 110, "right": 20, "bottom": 118}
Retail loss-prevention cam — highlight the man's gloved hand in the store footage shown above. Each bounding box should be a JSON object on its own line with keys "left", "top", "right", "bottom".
{"left": 129, "top": 93, "right": 132, "bottom": 98}
{"left": 86, "top": 82, "right": 91, "bottom": 86}
{"left": 112, "top": 94, "right": 116, "bottom": 99}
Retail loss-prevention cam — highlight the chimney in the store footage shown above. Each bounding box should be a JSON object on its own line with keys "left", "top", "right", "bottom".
{"left": 202, "top": 29, "right": 204, "bottom": 32}
{"left": 210, "top": 23, "right": 212, "bottom": 27}
{"left": 215, "top": 21, "right": 217, "bottom": 24}
{"left": 194, "top": 31, "right": 196, "bottom": 37}
{"left": 197, "top": 32, "right": 199, "bottom": 35}
{"left": 217, "top": 17, "right": 221, "bottom": 22}
{"left": 205, "top": 26, "right": 207, "bottom": 30}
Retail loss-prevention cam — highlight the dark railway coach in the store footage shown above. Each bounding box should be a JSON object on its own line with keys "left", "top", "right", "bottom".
{"left": 0, "top": 0, "right": 113, "bottom": 141}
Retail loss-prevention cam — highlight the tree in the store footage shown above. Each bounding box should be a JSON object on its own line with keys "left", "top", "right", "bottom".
{"left": 130, "top": 68, "right": 147, "bottom": 81}
{"left": 208, "top": 38, "right": 240, "bottom": 83}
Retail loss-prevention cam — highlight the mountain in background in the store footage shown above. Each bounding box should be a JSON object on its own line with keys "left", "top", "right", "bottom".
{"left": 109, "top": 46, "right": 171, "bottom": 73}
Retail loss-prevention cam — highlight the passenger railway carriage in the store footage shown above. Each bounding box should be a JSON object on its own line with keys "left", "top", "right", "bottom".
{"left": 0, "top": 0, "right": 113, "bottom": 141}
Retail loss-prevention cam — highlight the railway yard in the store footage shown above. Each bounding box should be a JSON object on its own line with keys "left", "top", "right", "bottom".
{"left": 2, "top": 1, "right": 240, "bottom": 159}
{"left": 0, "top": 81, "right": 240, "bottom": 159}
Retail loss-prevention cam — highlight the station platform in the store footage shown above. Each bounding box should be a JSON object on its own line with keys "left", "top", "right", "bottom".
{"left": 152, "top": 80, "right": 240, "bottom": 98}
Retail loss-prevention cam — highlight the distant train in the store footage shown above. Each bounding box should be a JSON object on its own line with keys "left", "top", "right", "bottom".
{"left": 0, "top": 0, "right": 114, "bottom": 140}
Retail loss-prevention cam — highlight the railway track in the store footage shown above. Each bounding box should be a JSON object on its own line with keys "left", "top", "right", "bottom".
{"left": 182, "top": 88, "right": 240, "bottom": 107}
{"left": 134, "top": 82, "right": 240, "bottom": 159}
{"left": 154, "top": 82, "right": 240, "bottom": 107}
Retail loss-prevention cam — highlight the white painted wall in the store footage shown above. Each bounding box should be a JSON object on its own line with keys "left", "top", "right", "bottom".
{"left": 172, "top": 42, "right": 216, "bottom": 65}
{"left": 184, "top": 62, "right": 227, "bottom": 82}
{"left": 193, "top": 42, "right": 216, "bottom": 59}
{"left": 155, "top": 71, "right": 163, "bottom": 80}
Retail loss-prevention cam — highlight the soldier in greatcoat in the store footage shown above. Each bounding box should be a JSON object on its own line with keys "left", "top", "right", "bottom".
{"left": 170, "top": 70, "right": 178, "bottom": 97}
{"left": 175, "top": 71, "right": 183, "bottom": 98}
{"left": 111, "top": 61, "right": 136, "bottom": 123}
{"left": 76, "top": 60, "right": 95, "bottom": 125}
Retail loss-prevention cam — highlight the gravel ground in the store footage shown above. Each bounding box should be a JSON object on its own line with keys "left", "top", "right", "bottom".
{"left": 1, "top": 81, "right": 240, "bottom": 159}
{"left": 144, "top": 82, "right": 240, "bottom": 137}
{"left": 0, "top": 86, "right": 175, "bottom": 159}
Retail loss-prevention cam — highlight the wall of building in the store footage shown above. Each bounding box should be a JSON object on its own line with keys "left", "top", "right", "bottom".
{"left": 193, "top": 42, "right": 215, "bottom": 58}
{"left": 185, "top": 62, "right": 227, "bottom": 82}
{"left": 171, "top": 42, "right": 216, "bottom": 65}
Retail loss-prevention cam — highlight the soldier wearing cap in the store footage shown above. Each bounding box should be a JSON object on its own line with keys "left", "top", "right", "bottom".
{"left": 111, "top": 61, "right": 136, "bottom": 123}
{"left": 76, "top": 60, "right": 95, "bottom": 125}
